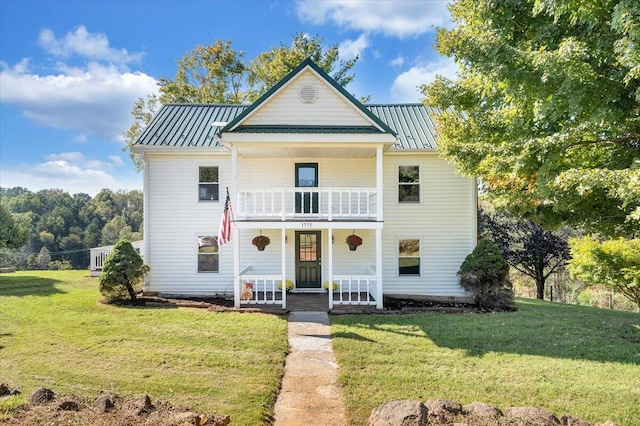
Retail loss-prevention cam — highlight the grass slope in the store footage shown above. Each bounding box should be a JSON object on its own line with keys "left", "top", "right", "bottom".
{"left": 332, "top": 299, "right": 640, "bottom": 426}
{"left": 0, "top": 271, "right": 288, "bottom": 424}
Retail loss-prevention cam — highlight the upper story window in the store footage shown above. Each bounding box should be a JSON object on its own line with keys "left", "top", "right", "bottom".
{"left": 199, "top": 166, "right": 219, "bottom": 201}
{"left": 399, "top": 239, "right": 420, "bottom": 276}
{"left": 398, "top": 165, "right": 420, "bottom": 203}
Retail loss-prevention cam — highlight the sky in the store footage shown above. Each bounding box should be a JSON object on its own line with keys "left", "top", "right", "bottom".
{"left": 0, "top": 0, "right": 457, "bottom": 197}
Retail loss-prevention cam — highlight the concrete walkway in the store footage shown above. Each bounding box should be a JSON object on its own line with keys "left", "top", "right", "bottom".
{"left": 273, "top": 311, "right": 347, "bottom": 426}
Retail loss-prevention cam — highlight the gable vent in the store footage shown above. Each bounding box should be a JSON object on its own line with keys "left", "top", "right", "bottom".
{"left": 299, "top": 84, "right": 318, "bottom": 103}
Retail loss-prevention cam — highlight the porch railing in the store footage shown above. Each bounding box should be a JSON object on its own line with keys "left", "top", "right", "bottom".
{"left": 239, "top": 274, "right": 284, "bottom": 306}
{"left": 90, "top": 240, "right": 144, "bottom": 276}
{"left": 236, "top": 187, "right": 377, "bottom": 221}
{"left": 332, "top": 275, "right": 377, "bottom": 306}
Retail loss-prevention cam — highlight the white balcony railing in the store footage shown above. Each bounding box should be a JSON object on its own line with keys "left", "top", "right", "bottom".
{"left": 90, "top": 240, "right": 144, "bottom": 276}
{"left": 332, "top": 275, "right": 377, "bottom": 306}
{"left": 236, "top": 187, "right": 377, "bottom": 221}
{"left": 239, "top": 274, "right": 284, "bottom": 306}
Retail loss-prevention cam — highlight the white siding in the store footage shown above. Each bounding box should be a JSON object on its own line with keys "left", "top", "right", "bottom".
{"left": 145, "top": 154, "right": 234, "bottom": 295}
{"left": 144, "top": 151, "right": 476, "bottom": 299}
{"left": 245, "top": 71, "right": 374, "bottom": 127}
{"left": 381, "top": 154, "right": 476, "bottom": 298}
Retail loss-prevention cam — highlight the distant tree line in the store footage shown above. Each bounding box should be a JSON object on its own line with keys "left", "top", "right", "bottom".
{"left": 0, "top": 187, "right": 143, "bottom": 270}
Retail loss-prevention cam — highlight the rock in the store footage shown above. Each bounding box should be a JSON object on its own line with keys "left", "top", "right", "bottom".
{"left": 425, "top": 398, "right": 463, "bottom": 415}
{"left": 0, "top": 383, "right": 9, "bottom": 396}
{"left": 56, "top": 395, "right": 80, "bottom": 411}
{"left": 124, "top": 393, "right": 154, "bottom": 416}
{"left": 29, "top": 387, "right": 55, "bottom": 404}
{"left": 92, "top": 393, "right": 116, "bottom": 413}
{"left": 561, "top": 414, "right": 593, "bottom": 426}
{"left": 505, "top": 406, "right": 561, "bottom": 425}
{"left": 595, "top": 422, "right": 618, "bottom": 426}
{"left": 206, "top": 413, "right": 231, "bottom": 426}
{"left": 369, "top": 399, "right": 428, "bottom": 426}
{"left": 463, "top": 401, "right": 503, "bottom": 418}
{"left": 9, "top": 386, "right": 21, "bottom": 396}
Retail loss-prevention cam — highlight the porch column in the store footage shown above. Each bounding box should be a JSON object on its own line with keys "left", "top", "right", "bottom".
{"left": 232, "top": 145, "right": 240, "bottom": 309}
{"left": 328, "top": 228, "right": 334, "bottom": 309}
{"left": 376, "top": 145, "right": 383, "bottom": 222}
{"left": 376, "top": 228, "right": 383, "bottom": 309}
{"left": 141, "top": 153, "right": 150, "bottom": 290}
{"left": 281, "top": 228, "right": 287, "bottom": 309}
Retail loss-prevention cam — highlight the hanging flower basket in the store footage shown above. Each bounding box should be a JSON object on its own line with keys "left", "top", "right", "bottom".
{"left": 346, "top": 234, "right": 362, "bottom": 251}
{"left": 252, "top": 235, "right": 270, "bottom": 251}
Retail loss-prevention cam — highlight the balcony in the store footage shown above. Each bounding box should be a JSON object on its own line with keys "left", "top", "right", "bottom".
{"left": 236, "top": 187, "right": 378, "bottom": 221}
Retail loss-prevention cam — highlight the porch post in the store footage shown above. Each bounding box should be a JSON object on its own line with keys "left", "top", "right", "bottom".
{"left": 232, "top": 145, "right": 240, "bottom": 309}
{"left": 376, "top": 228, "right": 383, "bottom": 309}
{"left": 328, "top": 228, "right": 333, "bottom": 309}
{"left": 281, "top": 228, "right": 287, "bottom": 309}
{"left": 376, "top": 145, "right": 383, "bottom": 222}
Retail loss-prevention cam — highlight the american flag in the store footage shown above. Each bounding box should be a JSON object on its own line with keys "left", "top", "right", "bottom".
{"left": 218, "top": 189, "right": 232, "bottom": 245}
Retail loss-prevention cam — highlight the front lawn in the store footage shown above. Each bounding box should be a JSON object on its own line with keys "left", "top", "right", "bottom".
{"left": 332, "top": 298, "right": 640, "bottom": 425}
{"left": 0, "top": 271, "right": 288, "bottom": 424}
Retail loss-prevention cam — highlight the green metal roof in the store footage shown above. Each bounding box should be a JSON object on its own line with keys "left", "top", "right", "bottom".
{"left": 134, "top": 103, "right": 441, "bottom": 149}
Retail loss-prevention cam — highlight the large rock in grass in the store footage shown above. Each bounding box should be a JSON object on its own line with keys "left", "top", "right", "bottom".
{"left": 123, "top": 393, "right": 154, "bottom": 416}
{"left": 464, "top": 401, "right": 503, "bottom": 418}
{"left": 30, "top": 387, "right": 55, "bottom": 404}
{"left": 93, "top": 393, "right": 117, "bottom": 413}
{"left": 505, "top": 407, "right": 561, "bottom": 425}
{"left": 56, "top": 395, "right": 80, "bottom": 411}
{"left": 369, "top": 400, "right": 427, "bottom": 425}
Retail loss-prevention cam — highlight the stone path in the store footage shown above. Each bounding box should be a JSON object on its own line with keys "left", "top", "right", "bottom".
{"left": 273, "top": 311, "right": 347, "bottom": 426}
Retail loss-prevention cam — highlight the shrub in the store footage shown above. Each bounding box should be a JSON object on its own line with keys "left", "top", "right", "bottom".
{"left": 458, "top": 239, "right": 514, "bottom": 310}
{"left": 99, "top": 239, "right": 149, "bottom": 300}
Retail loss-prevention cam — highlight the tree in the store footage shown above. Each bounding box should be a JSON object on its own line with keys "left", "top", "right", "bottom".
{"left": 248, "top": 33, "right": 359, "bottom": 102}
{"left": 422, "top": 0, "right": 640, "bottom": 237}
{"left": 0, "top": 203, "right": 27, "bottom": 249}
{"left": 35, "top": 246, "right": 51, "bottom": 270}
{"left": 99, "top": 239, "right": 149, "bottom": 301}
{"left": 458, "top": 239, "right": 514, "bottom": 309}
{"left": 122, "top": 94, "right": 159, "bottom": 170}
{"left": 568, "top": 237, "right": 640, "bottom": 310}
{"left": 479, "top": 206, "right": 571, "bottom": 300}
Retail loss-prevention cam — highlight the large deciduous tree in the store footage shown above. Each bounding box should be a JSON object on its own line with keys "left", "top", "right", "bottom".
{"left": 422, "top": 0, "right": 640, "bottom": 237}
{"left": 0, "top": 203, "right": 27, "bottom": 250}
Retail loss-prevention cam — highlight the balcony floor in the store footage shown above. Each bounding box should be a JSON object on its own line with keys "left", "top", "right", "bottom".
{"left": 243, "top": 292, "right": 379, "bottom": 313}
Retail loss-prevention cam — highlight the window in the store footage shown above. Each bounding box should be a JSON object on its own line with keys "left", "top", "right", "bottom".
{"left": 199, "top": 167, "right": 219, "bottom": 201}
{"left": 399, "top": 239, "right": 420, "bottom": 275}
{"left": 398, "top": 165, "right": 420, "bottom": 203}
{"left": 198, "top": 236, "right": 219, "bottom": 272}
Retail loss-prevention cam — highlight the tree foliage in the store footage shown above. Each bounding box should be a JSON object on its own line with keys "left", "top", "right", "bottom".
{"left": 248, "top": 33, "right": 358, "bottom": 102}
{"left": 568, "top": 237, "right": 640, "bottom": 309}
{"left": 479, "top": 206, "right": 571, "bottom": 299}
{"left": 458, "top": 239, "right": 514, "bottom": 309}
{"left": 122, "top": 34, "right": 362, "bottom": 165}
{"left": 0, "top": 202, "right": 27, "bottom": 250}
{"left": 422, "top": 0, "right": 640, "bottom": 237}
{"left": 0, "top": 187, "right": 144, "bottom": 270}
{"left": 99, "top": 239, "right": 149, "bottom": 301}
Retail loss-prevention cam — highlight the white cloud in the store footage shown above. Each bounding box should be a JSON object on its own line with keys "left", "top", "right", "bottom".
{"left": 339, "top": 34, "right": 369, "bottom": 60}
{"left": 296, "top": 0, "right": 451, "bottom": 38}
{"left": 390, "top": 57, "right": 458, "bottom": 102}
{"left": 390, "top": 55, "right": 405, "bottom": 67}
{"left": 0, "top": 60, "right": 158, "bottom": 141}
{"left": 38, "top": 26, "right": 144, "bottom": 66}
{"left": 1, "top": 153, "right": 140, "bottom": 196}
{"left": 74, "top": 134, "right": 88, "bottom": 143}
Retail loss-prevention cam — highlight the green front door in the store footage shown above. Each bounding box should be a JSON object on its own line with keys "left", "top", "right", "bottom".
{"left": 295, "top": 231, "right": 321, "bottom": 289}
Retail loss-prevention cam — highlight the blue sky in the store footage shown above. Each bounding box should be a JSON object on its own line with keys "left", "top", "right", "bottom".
{"left": 0, "top": 0, "right": 456, "bottom": 196}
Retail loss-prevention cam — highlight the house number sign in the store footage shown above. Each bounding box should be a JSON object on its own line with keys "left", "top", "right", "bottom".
{"left": 301, "top": 222, "right": 313, "bottom": 228}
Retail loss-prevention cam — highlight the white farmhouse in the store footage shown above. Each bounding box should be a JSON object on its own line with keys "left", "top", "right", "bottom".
{"left": 132, "top": 58, "right": 477, "bottom": 309}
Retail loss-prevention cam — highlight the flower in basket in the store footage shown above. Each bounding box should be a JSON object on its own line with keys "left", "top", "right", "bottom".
{"left": 278, "top": 279, "right": 294, "bottom": 292}
{"left": 346, "top": 234, "right": 363, "bottom": 247}
{"left": 323, "top": 281, "right": 338, "bottom": 291}
{"left": 252, "top": 235, "right": 271, "bottom": 250}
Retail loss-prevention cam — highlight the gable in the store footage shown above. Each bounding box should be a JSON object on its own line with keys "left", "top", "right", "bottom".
{"left": 243, "top": 69, "right": 375, "bottom": 128}
{"left": 222, "top": 58, "right": 395, "bottom": 136}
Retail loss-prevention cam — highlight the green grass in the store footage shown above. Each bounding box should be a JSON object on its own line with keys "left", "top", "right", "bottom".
{"left": 0, "top": 271, "right": 288, "bottom": 424}
{"left": 331, "top": 298, "right": 640, "bottom": 426}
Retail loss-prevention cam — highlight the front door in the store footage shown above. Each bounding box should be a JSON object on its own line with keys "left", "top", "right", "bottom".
{"left": 295, "top": 231, "right": 321, "bottom": 289}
